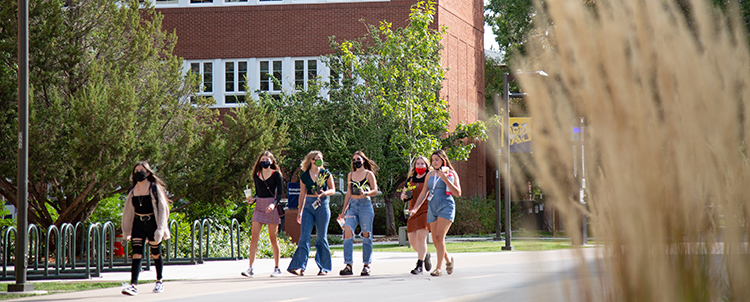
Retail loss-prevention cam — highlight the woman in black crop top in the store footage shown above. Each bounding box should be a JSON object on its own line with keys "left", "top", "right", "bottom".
{"left": 241, "top": 151, "right": 285, "bottom": 278}
{"left": 338, "top": 150, "right": 379, "bottom": 276}
{"left": 121, "top": 161, "right": 171, "bottom": 296}
{"left": 287, "top": 150, "right": 335, "bottom": 276}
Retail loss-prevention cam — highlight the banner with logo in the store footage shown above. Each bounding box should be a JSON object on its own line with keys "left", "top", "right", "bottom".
{"left": 503, "top": 117, "right": 532, "bottom": 153}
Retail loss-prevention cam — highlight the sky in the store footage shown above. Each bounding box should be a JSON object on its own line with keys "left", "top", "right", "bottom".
{"left": 484, "top": 22, "right": 499, "bottom": 51}
{"left": 483, "top": 0, "right": 500, "bottom": 51}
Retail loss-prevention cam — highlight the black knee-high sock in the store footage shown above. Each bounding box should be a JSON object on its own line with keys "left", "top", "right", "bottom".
{"left": 154, "top": 257, "right": 163, "bottom": 281}
{"left": 130, "top": 258, "right": 142, "bottom": 285}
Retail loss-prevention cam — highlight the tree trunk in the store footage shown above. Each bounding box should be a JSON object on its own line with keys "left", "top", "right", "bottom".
{"left": 383, "top": 194, "right": 396, "bottom": 236}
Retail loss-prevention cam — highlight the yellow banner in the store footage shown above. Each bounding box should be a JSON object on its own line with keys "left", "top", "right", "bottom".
{"left": 502, "top": 117, "right": 532, "bottom": 153}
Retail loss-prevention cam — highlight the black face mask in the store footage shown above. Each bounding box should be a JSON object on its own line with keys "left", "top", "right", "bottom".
{"left": 134, "top": 171, "right": 148, "bottom": 182}
{"left": 353, "top": 161, "right": 363, "bottom": 169}
{"left": 260, "top": 161, "right": 272, "bottom": 169}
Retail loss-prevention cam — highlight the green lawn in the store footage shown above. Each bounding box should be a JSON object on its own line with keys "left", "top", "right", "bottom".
{"left": 330, "top": 239, "right": 586, "bottom": 253}
{"left": 0, "top": 280, "right": 153, "bottom": 300}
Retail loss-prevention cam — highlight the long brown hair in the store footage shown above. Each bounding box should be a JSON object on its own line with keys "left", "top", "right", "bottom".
{"left": 430, "top": 149, "right": 454, "bottom": 170}
{"left": 407, "top": 156, "right": 431, "bottom": 178}
{"left": 251, "top": 150, "right": 283, "bottom": 177}
{"left": 350, "top": 150, "right": 379, "bottom": 175}
{"left": 129, "top": 161, "right": 168, "bottom": 196}
{"left": 300, "top": 150, "right": 323, "bottom": 172}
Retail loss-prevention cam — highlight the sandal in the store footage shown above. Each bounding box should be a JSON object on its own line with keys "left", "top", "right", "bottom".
{"left": 317, "top": 270, "right": 328, "bottom": 276}
{"left": 446, "top": 257, "right": 454, "bottom": 275}
{"left": 430, "top": 269, "right": 442, "bottom": 276}
{"left": 287, "top": 268, "right": 304, "bottom": 276}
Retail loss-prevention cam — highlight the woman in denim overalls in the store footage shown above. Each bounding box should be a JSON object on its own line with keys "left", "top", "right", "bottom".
{"left": 410, "top": 150, "right": 461, "bottom": 276}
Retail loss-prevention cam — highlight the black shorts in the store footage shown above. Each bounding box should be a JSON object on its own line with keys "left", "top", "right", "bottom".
{"left": 131, "top": 215, "right": 158, "bottom": 243}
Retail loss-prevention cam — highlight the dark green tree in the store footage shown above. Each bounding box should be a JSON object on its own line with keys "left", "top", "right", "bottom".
{"left": 0, "top": 0, "right": 284, "bottom": 228}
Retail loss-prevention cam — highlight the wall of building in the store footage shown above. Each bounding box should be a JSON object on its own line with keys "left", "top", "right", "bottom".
{"left": 159, "top": 0, "right": 416, "bottom": 59}
{"left": 158, "top": 0, "right": 486, "bottom": 196}
{"left": 436, "top": 0, "right": 486, "bottom": 197}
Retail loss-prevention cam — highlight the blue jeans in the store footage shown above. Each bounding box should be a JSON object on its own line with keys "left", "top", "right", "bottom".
{"left": 288, "top": 196, "right": 332, "bottom": 273}
{"left": 343, "top": 197, "right": 374, "bottom": 265}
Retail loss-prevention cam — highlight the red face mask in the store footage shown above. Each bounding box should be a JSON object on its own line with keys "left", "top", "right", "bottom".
{"left": 415, "top": 167, "right": 427, "bottom": 175}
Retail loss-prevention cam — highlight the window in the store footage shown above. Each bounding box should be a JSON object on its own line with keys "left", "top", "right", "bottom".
{"left": 190, "top": 61, "right": 213, "bottom": 94}
{"left": 190, "top": 0, "right": 212, "bottom": 3}
{"left": 225, "top": 61, "right": 248, "bottom": 104}
{"left": 260, "top": 60, "right": 282, "bottom": 92}
{"left": 330, "top": 70, "right": 341, "bottom": 86}
{"left": 294, "top": 59, "right": 318, "bottom": 90}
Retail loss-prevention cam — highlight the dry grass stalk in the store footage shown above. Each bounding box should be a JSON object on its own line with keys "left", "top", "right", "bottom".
{"left": 517, "top": 0, "right": 750, "bottom": 300}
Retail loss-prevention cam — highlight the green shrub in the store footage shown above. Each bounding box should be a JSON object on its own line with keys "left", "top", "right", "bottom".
{"left": 88, "top": 193, "right": 125, "bottom": 229}
{"left": 450, "top": 195, "right": 496, "bottom": 235}
{"left": 246, "top": 225, "right": 296, "bottom": 259}
{"left": 311, "top": 234, "right": 344, "bottom": 246}
{"left": 448, "top": 193, "right": 525, "bottom": 235}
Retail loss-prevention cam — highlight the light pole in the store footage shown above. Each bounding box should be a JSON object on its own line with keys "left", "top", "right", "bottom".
{"left": 495, "top": 70, "right": 547, "bottom": 251}
{"left": 8, "top": 0, "right": 33, "bottom": 293}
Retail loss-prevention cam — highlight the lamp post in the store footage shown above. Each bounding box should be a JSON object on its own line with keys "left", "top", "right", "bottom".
{"left": 495, "top": 70, "right": 547, "bottom": 251}
{"left": 8, "top": 0, "right": 33, "bottom": 293}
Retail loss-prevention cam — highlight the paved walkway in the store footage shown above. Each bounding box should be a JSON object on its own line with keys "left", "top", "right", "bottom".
{"left": 4, "top": 247, "right": 603, "bottom": 302}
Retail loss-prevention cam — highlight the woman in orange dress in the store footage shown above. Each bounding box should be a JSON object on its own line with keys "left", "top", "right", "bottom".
{"left": 400, "top": 156, "right": 432, "bottom": 274}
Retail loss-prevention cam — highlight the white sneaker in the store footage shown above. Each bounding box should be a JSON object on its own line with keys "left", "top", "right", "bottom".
{"left": 121, "top": 284, "right": 137, "bottom": 296}
{"left": 270, "top": 267, "right": 282, "bottom": 277}
{"left": 153, "top": 281, "right": 164, "bottom": 293}
{"left": 241, "top": 267, "right": 254, "bottom": 277}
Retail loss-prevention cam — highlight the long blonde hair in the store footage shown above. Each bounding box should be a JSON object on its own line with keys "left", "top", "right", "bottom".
{"left": 300, "top": 150, "right": 323, "bottom": 172}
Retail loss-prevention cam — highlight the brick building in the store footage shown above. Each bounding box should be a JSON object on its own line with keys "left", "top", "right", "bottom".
{"left": 155, "top": 0, "right": 486, "bottom": 196}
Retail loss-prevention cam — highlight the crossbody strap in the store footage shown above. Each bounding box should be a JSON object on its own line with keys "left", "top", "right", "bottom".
{"left": 259, "top": 171, "right": 276, "bottom": 199}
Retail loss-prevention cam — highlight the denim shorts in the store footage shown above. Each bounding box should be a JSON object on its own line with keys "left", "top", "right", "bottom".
{"left": 426, "top": 195, "right": 455, "bottom": 223}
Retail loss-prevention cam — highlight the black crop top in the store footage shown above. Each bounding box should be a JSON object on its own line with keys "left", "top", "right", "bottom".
{"left": 350, "top": 175, "right": 368, "bottom": 191}
{"left": 132, "top": 195, "right": 154, "bottom": 215}
{"left": 301, "top": 169, "right": 330, "bottom": 195}
{"left": 409, "top": 175, "right": 426, "bottom": 184}
{"left": 253, "top": 170, "right": 283, "bottom": 205}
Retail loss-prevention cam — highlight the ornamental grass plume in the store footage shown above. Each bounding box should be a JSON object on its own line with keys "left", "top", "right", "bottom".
{"left": 518, "top": 0, "right": 750, "bottom": 300}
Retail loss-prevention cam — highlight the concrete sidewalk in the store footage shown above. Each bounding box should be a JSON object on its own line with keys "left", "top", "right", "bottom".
{"left": 4, "top": 247, "right": 603, "bottom": 302}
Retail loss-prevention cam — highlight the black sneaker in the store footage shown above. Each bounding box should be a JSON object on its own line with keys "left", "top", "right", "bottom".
{"left": 410, "top": 262, "right": 423, "bottom": 275}
{"left": 339, "top": 264, "right": 353, "bottom": 276}
{"left": 424, "top": 253, "right": 432, "bottom": 272}
{"left": 360, "top": 265, "right": 371, "bottom": 276}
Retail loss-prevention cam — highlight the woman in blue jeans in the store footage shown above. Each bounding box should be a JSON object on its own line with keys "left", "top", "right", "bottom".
{"left": 338, "top": 151, "right": 379, "bottom": 276}
{"left": 287, "top": 150, "right": 335, "bottom": 276}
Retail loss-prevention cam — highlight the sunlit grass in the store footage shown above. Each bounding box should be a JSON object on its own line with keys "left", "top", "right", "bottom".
{"left": 0, "top": 281, "right": 142, "bottom": 300}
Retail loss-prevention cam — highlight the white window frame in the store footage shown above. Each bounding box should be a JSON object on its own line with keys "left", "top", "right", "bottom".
{"left": 188, "top": 60, "right": 216, "bottom": 103}
{"left": 224, "top": 60, "right": 250, "bottom": 105}
{"left": 154, "top": 0, "right": 388, "bottom": 8}
{"left": 258, "top": 59, "right": 284, "bottom": 95}
{"left": 293, "top": 58, "right": 321, "bottom": 91}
